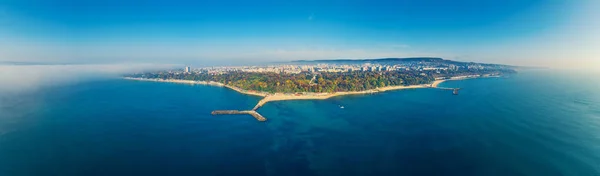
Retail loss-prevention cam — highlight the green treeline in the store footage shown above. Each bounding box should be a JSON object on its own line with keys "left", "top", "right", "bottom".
{"left": 128, "top": 68, "right": 515, "bottom": 93}
{"left": 129, "top": 71, "right": 435, "bottom": 93}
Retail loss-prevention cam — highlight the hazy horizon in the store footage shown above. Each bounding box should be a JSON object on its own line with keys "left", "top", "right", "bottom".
{"left": 1, "top": 0, "right": 599, "bottom": 69}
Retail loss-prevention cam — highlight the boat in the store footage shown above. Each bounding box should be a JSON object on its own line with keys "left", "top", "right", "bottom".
{"left": 339, "top": 105, "right": 345, "bottom": 109}
{"left": 453, "top": 88, "right": 459, "bottom": 95}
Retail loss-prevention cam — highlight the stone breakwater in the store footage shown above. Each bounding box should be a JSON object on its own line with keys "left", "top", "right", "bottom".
{"left": 211, "top": 110, "right": 266, "bottom": 122}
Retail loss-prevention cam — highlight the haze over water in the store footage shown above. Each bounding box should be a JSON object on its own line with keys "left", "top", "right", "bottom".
{"left": 0, "top": 70, "right": 598, "bottom": 175}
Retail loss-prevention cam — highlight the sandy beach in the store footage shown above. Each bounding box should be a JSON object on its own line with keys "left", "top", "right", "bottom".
{"left": 123, "top": 77, "right": 225, "bottom": 86}
{"left": 431, "top": 79, "right": 445, "bottom": 87}
{"left": 125, "top": 77, "right": 445, "bottom": 96}
{"left": 251, "top": 81, "right": 446, "bottom": 109}
{"left": 123, "top": 77, "right": 269, "bottom": 97}
{"left": 124, "top": 77, "right": 455, "bottom": 110}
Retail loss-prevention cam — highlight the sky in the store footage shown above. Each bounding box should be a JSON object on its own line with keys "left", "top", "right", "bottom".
{"left": 0, "top": 0, "right": 599, "bottom": 68}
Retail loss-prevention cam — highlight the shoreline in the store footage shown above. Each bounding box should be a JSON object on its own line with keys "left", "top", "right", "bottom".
{"left": 251, "top": 82, "right": 441, "bottom": 110}
{"left": 123, "top": 75, "right": 495, "bottom": 109}
{"left": 123, "top": 77, "right": 268, "bottom": 97}
{"left": 123, "top": 77, "right": 445, "bottom": 99}
{"left": 123, "top": 75, "right": 492, "bottom": 121}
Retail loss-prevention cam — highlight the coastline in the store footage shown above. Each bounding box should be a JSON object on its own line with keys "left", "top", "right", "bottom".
{"left": 123, "top": 75, "right": 499, "bottom": 109}
{"left": 123, "top": 77, "right": 268, "bottom": 97}
{"left": 124, "top": 77, "right": 451, "bottom": 110}
{"left": 123, "top": 77, "right": 445, "bottom": 99}
{"left": 123, "top": 75, "right": 491, "bottom": 121}
{"left": 251, "top": 82, "right": 442, "bottom": 110}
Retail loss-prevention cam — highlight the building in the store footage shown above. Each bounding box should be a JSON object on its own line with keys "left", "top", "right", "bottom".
{"left": 369, "top": 67, "right": 376, "bottom": 72}
{"left": 448, "top": 64, "right": 457, "bottom": 71}
{"left": 185, "top": 66, "right": 191, "bottom": 73}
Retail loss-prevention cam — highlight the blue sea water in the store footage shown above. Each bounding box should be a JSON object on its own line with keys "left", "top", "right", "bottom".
{"left": 0, "top": 70, "right": 599, "bottom": 175}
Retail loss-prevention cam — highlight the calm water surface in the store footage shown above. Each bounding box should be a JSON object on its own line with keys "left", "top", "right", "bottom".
{"left": 0, "top": 70, "right": 599, "bottom": 175}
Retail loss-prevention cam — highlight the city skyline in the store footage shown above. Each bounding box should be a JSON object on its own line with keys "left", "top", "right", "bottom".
{"left": 0, "top": 0, "right": 599, "bottom": 69}
{"left": 172, "top": 58, "right": 501, "bottom": 75}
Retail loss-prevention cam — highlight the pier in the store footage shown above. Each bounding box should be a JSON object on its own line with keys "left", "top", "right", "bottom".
{"left": 211, "top": 110, "right": 267, "bottom": 121}
{"left": 252, "top": 98, "right": 269, "bottom": 111}
{"left": 435, "top": 87, "right": 460, "bottom": 95}
{"left": 436, "top": 87, "right": 455, "bottom": 90}
{"left": 453, "top": 88, "right": 460, "bottom": 95}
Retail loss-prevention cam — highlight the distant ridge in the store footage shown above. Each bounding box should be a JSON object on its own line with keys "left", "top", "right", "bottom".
{"left": 291, "top": 57, "right": 518, "bottom": 68}
{"left": 292, "top": 57, "right": 445, "bottom": 63}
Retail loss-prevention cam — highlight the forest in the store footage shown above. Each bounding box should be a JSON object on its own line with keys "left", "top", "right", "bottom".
{"left": 127, "top": 68, "right": 514, "bottom": 93}
{"left": 128, "top": 71, "right": 435, "bottom": 93}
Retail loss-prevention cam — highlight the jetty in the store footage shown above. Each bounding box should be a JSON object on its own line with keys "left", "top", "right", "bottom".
{"left": 253, "top": 99, "right": 267, "bottom": 111}
{"left": 211, "top": 110, "right": 267, "bottom": 121}
{"left": 434, "top": 87, "right": 460, "bottom": 95}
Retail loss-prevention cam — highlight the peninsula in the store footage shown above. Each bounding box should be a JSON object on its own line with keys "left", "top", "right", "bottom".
{"left": 124, "top": 57, "right": 516, "bottom": 121}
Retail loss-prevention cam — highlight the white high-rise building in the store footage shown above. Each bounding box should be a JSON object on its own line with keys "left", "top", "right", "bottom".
{"left": 185, "top": 66, "right": 191, "bottom": 73}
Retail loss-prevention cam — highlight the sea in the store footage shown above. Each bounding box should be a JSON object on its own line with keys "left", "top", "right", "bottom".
{"left": 0, "top": 70, "right": 599, "bottom": 176}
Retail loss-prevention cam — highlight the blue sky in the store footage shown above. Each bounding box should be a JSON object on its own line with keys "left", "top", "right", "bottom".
{"left": 0, "top": 0, "right": 598, "bottom": 68}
